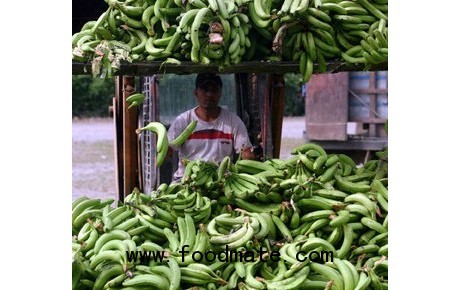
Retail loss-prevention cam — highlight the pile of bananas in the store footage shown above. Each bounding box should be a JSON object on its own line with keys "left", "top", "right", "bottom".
{"left": 72, "top": 143, "right": 388, "bottom": 289}
{"left": 72, "top": 0, "right": 388, "bottom": 78}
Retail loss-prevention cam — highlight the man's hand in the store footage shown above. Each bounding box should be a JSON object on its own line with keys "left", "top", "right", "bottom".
{"left": 241, "top": 145, "right": 256, "bottom": 160}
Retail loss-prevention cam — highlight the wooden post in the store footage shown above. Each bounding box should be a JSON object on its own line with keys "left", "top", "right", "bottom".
{"left": 122, "top": 76, "right": 139, "bottom": 198}
{"left": 235, "top": 73, "right": 265, "bottom": 158}
{"left": 257, "top": 74, "right": 273, "bottom": 159}
{"left": 113, "top": 77, "right": 124, "bottom": 202}
{"left": 270, "top": 74, "right": 285, "bottom": 159}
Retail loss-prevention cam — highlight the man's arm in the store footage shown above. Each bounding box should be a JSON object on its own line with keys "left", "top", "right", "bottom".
{"left": 232, "top": 114, "right": 258, "bottom": 160}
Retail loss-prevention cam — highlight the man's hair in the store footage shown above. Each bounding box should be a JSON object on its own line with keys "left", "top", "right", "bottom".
{"left": 195, "top": 73, "right": 223, "bottom": 89}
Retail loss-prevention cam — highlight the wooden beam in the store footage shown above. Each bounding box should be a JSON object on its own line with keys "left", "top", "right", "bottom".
{"left": 122, "top": 76, "right": 139, "bottom": 198}
{"left": 72, "top": 61, "right": 388, "bottom": 76}
{"left": 270, "top": 74, "right": 285, "bottom": 158}
{"left": 259, "top": 74, "right": 273, "bottom": 159}
{"left": 114, "top": 77, "right": 124, "bottom": 202}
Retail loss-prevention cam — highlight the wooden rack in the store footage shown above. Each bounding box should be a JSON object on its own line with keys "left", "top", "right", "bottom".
{"left": 72, "top": 60, "right": 387, "bottom": 75}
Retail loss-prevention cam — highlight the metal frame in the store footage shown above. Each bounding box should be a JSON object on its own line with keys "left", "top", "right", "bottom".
{"left": 139, "top": 76, "right": 160, "bottom": 194}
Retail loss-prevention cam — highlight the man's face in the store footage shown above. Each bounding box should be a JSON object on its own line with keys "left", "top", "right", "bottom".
{"left": 194, "top": 83, "right": 222, "bottom": 110}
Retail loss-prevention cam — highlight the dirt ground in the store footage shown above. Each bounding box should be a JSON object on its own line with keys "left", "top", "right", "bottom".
{"left": 72, "top": 117, "right": 306, "bottom": 201}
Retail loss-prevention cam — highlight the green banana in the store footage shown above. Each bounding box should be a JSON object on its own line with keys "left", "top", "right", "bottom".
{"left": 93, "top": 264, "right": 125, "bottom": 290}
{"left": 170, "top": 120, "right": 197, "bottom": 147}
{"left": 136, "top": 122, "right": 168, "bottom": 166}
{"left": 361, "top": 217, "right": 387, "bottom": 234}
{"left": 122, "top": 273, "right": 170, "bottom": 288}
{"left": 271, "top": 214, "right": 293, "bottom": 241}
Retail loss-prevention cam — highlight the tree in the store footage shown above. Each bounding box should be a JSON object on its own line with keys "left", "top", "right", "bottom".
{"left": 284, "top": 73, "right": 305, "bottom": 116}
{"left": 72, "top": 76, "right": 115, "bottom": 117}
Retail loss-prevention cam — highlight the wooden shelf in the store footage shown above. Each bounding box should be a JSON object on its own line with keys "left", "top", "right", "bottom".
{"left": 72, "top": 60, "right": 388, "bottom": 76}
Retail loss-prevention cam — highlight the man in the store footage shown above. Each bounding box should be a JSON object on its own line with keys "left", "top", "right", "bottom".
{"left": 167, "top": 73, "right": 255, "bottom": 183}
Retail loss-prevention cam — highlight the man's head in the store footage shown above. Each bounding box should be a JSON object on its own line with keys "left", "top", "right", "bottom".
{"left": 195, "top": 73, "right": 223, "bottom": 90}
{"left": 194, "top": 73, "right": 222, "bottom": 110}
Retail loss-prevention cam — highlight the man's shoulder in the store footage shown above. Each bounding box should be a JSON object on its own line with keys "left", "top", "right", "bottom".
{"left": 175, "top": 108, "right": 195, "bottom": 121}
{"left": 220, "top": 107, "right": 238, "bottom": 118}
{"left": 220, "top": 108, "right": 243, "bottom": 123}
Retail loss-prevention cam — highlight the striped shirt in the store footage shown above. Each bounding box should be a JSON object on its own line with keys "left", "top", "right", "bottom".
{"left": 167, "top": 106, "right": 252, "bottom": 182}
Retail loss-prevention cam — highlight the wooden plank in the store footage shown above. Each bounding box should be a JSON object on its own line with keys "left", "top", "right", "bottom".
{"left": 122, "top": 76, "right": 139, "bottom": 198}
{"left": 270, "top": 74, "right": 285, "bottom": 158}
{"left": 239, "top": 73, "right": 264, "bottom": 153}
{"left": 260, "top": 74, "right": 273, "bottom": 159}
{"left": 305, "top": 72, "right": 349, "bottom": 141}
{"left": 114, "top": 77, "right": 124, "bottom": 202}
{"left": 72, "top": 61, "right": 388, "bottom": 76}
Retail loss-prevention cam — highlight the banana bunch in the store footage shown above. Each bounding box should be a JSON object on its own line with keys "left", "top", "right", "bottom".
{"left": 340, "top": 18, "right": 388, "bottom": 67}
{"left": 272, "top": 0, "right": 388, "bottom": 81}
{"left": 72, "top": 143, "right": 389, "bottom": 289}
{"left": 218, "top": 158, "right": 274, "bottom": 200}
{"left": 270, "top": 0, "right": 342, "bottom": 82}
{"left": 177, "top": 7, "right": 254, "bottom": 65}
{"left": 72, "top": 197, "right": 115, "bottom": 234}
{"left": 234, "top": 159, "right": 279, "bottom": 175}
{"left": 208, "top": 212, "right": 275, "bottom": 250}
{"left": 181, "top": 159, "right": 218, "bottom": 190}
{"left": 122, "top": 261, "right": 179, "bottom": 289}
{"left": 135, "top": 209, "right": 172, "bottom": 244}
{"left": 171, "top": 224, "right": 212, "bottom": 266}
{"left": 167, "top": 186, "right": 213, "bottom": 223}
{"left": 103, "top": 190, "right": 175, "bottom": 245}
{"left": 222, "top": 171, "right": 261, "bottom": 200}
{"left": 261, "top": 260, "right": 311, "bottom": 290}
{"left": 180, "top": 263, "right": 227, "bottom": 286}
{"left": 287, "top": 143, "right": 364, "bottom": 184}
{"left": 77, "top": 229, "right": 134, "bottom": 290}
{"left": 136, "top": 121, "right": 169, "bottom": 167}
{"left": 73, "top": 0, "right": 388, "bottom": 78}
{"left": 72, "top": 0, "right": 184, "bottom": 76}
{"left": 233, "top": 197, "right": 284, "bottom": 216}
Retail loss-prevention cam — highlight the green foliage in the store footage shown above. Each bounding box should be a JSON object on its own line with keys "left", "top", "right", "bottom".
{"left": 72, "top": 76, "right": 115, "bottom": 117}
{"left": 284, "top": 73, "right": 305, "bottom": 116}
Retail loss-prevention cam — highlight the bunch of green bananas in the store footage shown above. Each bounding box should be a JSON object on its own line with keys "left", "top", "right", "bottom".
{"left": 72, "top": 142, "right": 389, "bottom": 290}
{"left": 166, "top": 187, "right": 213, "bottom": 224}
{"left": 72, "top": 0, "right": 388, "bottom": 78}
{"left": 72, "top": 197, "right": 115, "bottom": 234}
{"left": 207, "top": 212, "right": 273, "bottom": 250}
{"left": 182, "top": 159, "right": 219, "bottom": 190}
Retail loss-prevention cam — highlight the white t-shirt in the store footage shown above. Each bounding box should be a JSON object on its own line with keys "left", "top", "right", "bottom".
{"left": 168, "top": 106, "right": 252, "bottom": 182}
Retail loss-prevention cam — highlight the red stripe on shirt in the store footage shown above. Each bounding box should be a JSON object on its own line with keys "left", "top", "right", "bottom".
{"left": 188, "top": 129, "right": 233, "bottom": 140}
